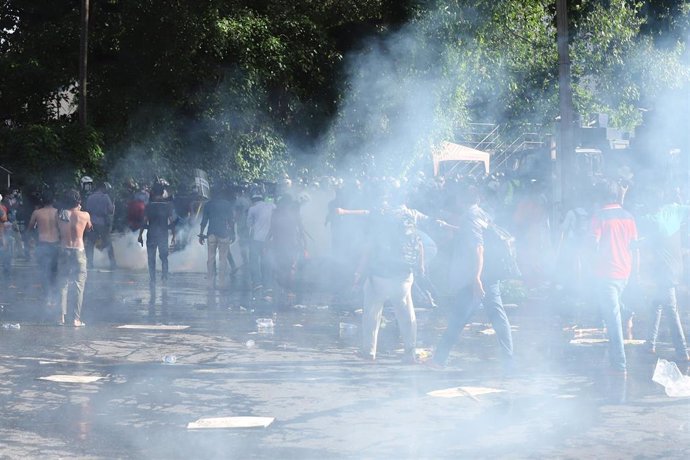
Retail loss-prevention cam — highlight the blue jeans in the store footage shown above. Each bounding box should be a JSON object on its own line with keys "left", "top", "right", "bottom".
{"left": 648, "top": 284, "right": 688, "bottom": 359}
{"left": 433, "top": 280, "right": 513, "bottom": 366}
{"left": 597, "top": 278, "right": 628, "bottom": 371}
{"left": 36, "top": 242, "right": 59, "bottom": 304}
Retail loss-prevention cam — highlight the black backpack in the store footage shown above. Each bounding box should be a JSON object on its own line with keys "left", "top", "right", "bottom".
{"left": 483, "top": 222, "right": 521, "bottom": 280}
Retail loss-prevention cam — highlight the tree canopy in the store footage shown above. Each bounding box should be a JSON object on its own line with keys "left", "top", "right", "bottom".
{"left": 1, "top": 0, "right": 689, "bottom": 186}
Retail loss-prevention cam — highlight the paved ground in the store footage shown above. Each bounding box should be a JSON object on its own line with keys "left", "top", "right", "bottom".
{"left": 1, "top": 259, "right": 689, "bottom": 459}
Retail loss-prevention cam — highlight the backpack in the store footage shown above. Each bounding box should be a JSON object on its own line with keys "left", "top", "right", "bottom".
{"left": 483, "top": 222, "right": 521, "bottom": 280}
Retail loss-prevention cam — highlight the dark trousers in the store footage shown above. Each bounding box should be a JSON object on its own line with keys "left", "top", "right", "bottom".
{"left": 36, "top": 242, "right": 59, "bottom": 304}
{"left": 85, "top": 223, "right": 115, "bottom": 267}
{"left": 147, "top": 234, "right": 169, "bottom": 282}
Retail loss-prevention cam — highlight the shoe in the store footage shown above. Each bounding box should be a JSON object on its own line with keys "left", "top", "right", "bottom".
{"left": 73, "top": 320, "right": 86, "bottom": 327}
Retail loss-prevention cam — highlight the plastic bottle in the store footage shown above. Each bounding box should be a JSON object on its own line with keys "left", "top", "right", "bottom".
{"left": 161, "top": 355, "right": 177, "bottom": 364}
{"left": 245, "top": 340, "right": 256, "bottom": 348}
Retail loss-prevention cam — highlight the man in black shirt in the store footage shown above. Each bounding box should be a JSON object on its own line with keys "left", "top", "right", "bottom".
{"left": 138, "top": 183, "right": 175, "bottom": 285}
{"left": 199, "top": 187, "right": 235, "bottom": 289}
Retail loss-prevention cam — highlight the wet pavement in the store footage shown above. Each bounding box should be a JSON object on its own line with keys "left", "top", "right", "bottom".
{"left": 1, "top": 259, "right": 690, "bottom": 459}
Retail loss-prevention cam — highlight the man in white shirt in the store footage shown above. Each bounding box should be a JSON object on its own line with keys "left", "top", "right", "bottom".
{"left": 247, "top": 192, "right": 275, "bottom": 293}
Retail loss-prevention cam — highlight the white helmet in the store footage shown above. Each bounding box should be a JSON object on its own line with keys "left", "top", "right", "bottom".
{"left": 80, "top": 176, "right": 93, "bottom": 184}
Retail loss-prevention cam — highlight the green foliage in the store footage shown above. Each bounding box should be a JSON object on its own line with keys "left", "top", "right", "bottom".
{"left": 1, "top": 0, "right": 690, "bottom": 187}
{"left": 0, "top": 123, "right": 103, "bottom": 188}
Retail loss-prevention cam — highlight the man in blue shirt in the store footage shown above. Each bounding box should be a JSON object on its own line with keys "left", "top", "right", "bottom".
{"left": 199, "top": 187, "right": 235, "bottom": 289}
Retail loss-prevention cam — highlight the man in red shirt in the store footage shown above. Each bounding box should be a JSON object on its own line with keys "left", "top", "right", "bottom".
{"left": 590, "top": 180, "right": 638, "bottom": 373}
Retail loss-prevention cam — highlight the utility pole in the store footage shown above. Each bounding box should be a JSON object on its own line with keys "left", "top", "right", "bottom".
{"left": 78, "top": 0, "right": 90, "bottom": 128}
{"left": 556, "top": 0, "right": 575, "bottom": 217}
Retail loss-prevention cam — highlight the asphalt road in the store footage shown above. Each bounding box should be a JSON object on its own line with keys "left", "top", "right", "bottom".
{"left": 1, "top": 258, "right": 689, "bottom": 459}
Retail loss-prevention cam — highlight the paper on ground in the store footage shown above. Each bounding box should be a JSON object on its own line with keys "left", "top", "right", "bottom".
{"left": 478, "top": 328, "right": 496, "bottom": 335}
{"left": 187, "top": 416, "right": 275, "bottom": 429}
{"left": 117, "top": 324, "right": 189, "bottom": 330}
{"left": 38, "top": 375, "right": 104, "bottom": 383}
{"left": 427, "top": 386, "right": 505, "bottom": 398}
{"left": 569, "top": 338, "right": 646, "bottom": 345}
{"left": 652, "top": 358, "right": 690, "bottom": 397}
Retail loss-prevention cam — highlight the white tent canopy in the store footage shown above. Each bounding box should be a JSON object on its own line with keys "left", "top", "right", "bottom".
{"left": 432, "top": 141, "right": 490, "bottom": 176}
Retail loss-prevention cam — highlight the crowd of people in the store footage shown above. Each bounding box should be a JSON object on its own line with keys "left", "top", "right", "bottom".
{"left": 3, "top": 168, "right": 690, "bottom": 376}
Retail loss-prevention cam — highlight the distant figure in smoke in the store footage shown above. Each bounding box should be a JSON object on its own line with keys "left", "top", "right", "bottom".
{"left": 56, "top": 189, "right": 91, "bottom": 327}
{"left": 430, "top": 185, "right": 513, "bottom": 370}
{"left": 356, "top": 190, "right": 421, "bottom": 363}
{"left": 589, "top": 179, "right": 638, "bottom": 374}
{"left": 638, "top": 187, "right": 690, "bottom": 362}
{"left": 233, "top": 188, "right": 251, "bottom": 268}
{"left": 247, "top": 190, "right": 275, "bottom": 294}
{"left": 126, "top": 182, "right": 149, "bottom": 231}
{"left": 84, "top": 182, "right": 116, "bottom": 269}
{"left": 0, "top": 194, "right": 10, "bottom": 275}
{"left": 267, "top": 195, "right": 305, "bottom": 306}
{"left": 27, "top": 191, "right": 60, "bottom": 311}
{"left": 138, "top": 183, "right": 175, "bottom": 285}
{"left": 198, "top": 187, "right": 234, "bottom": 289}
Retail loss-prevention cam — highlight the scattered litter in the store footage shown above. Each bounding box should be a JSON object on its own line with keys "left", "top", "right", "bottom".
{"left": 256, "top": 318, "right": 274, "bottom": 328}
{"left": 416, "top": 348, "right": 432, "bottom": 360}
{"left": 569, "top": 338, "right": 647, "bottom": 345}
{"left": 239, "top": 306, "right": 247, "bottom": 311}
{"left": 256, "top": 318, "right": 274, "bottom": 334}
{"left": 556, "top": 394, "right": 578, "bottom": 399}
{"left": 354, "top": 308, "right": 363, "bottom": 314}
{"left": 478, "top": 328, "right": 495, "bottom": 335}
{"left": 570, "top": 338, "right": 607, "bottom": 345}
{"left": 117, "top": 324, "right": 189, "bottom": 330}
{"left": 38, "top": 375, "right": 104, "bottom": 383}
{"left": 2, "top": 323, "right": 20, "bottom": 330}
{"left": 245, "top": 340, "right": 256, "bottom": 348}
{"left": 187, "top": 416, "right": 274, "bottom": 429}
{"left": 293, "top": 304, "right": 307, "bottom": 309}
{"left": 503, "top": 303, "right": 518, "bottom": 309}
{"left": 339, "top": 322, "right": 357, "bottom": 337}
{"left": 293, "top": 324, "right": 303, "bottom": 327}
{"left": 161, "top": 355, "right": 177, "bottom": 364}
{"left": 427, "top": 386, "right": 505, "bottom": 399}
{"left": 652, "top": 359, "right": 690, "bottom": 397}
{"left": 316, "top": 305, "right": 329, "bottom": 310}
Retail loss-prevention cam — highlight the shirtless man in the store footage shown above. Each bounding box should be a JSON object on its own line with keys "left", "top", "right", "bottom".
{"left": 28, "top": 191, "right": 60, "bottom": 308}
{"left": 57, "top": 189, "right": 92, "bottom": 327}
